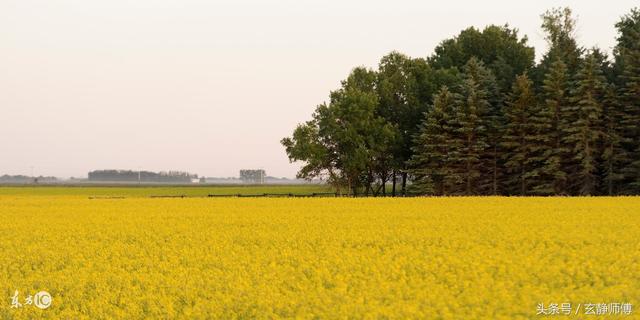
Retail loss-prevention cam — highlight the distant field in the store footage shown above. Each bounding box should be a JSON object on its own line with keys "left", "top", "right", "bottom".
{"left": 0, "top": 184, "right": 332, "bottom": 197}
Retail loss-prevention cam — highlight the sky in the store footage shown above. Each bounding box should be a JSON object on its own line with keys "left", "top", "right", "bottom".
{"left": 1, "top": 0, "right": 637, "bottom": 179}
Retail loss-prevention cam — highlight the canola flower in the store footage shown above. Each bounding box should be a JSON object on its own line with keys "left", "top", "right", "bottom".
{"left": 0, "top": 196, "right": 638, "bottom": 319}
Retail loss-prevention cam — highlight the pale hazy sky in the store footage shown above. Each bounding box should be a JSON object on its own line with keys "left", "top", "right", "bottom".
{"left": 1, "top": 0, "right": 637, "bottom": 178}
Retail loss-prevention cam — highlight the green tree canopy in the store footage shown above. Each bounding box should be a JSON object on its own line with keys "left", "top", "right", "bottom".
{"left": 428, "top": 25, "right": 535, "bottom": 93}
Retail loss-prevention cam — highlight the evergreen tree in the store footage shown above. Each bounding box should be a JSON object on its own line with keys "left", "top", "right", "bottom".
{"left": 502, "top": 74, "right": 544, "bottom": 195}
{"left": 448, "top": 58, "right": 491, "bottom": 195}
{"left": 410, "top": 87, "right": 458, "bottom": 195}
{"left": 565, "top": 53, "right": 607, "bottom": 195}
{"left": 537, "top": 59, "right": 571, "bottom": 195}
{"left": 462, "top": 58, "right": 504, "bottom": 195}
{"left": 285, "top": 7, "right": 640, "bottom": 196}
{"left": 600, "top": 83, "right": 626, "bottom": 195}
{"left": 614, "top": 8, "right": 640, "bottom": 193}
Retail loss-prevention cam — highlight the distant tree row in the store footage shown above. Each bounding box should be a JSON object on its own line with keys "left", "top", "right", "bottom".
{"left": 239, "top": 169, "right": 266, "bottom": 184}
{"left": 282, "top": 7, "right": 640, "bottom": 196}
{"left": 88, "top": 170, "right": 197, "bottom": 183}
{"left": 0, "top": 175, "right": 58, "bottom": 184}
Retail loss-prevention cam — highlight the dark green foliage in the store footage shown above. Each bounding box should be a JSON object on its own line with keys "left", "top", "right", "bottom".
{"left": 282, "top": 67, "right": 396, "bottom": 195}
{"left": 377, "top": 52, "right": 428, "bottom": 195}
{"left": 463, "top": 58, "right": 504, "bottom": 195}
{"left": 615, "top": 8, "right": 640, "bottom": 193}
{"left": 409, "top": 87, "right": 459, "bottom": 195}
{"left": 537, "top": 59, "right": 571, "bottom": 195}
{"left": 429, "top": 25, "right": 535, "bottom": 94}
{"left": 502, "top": 74, "right": 544, "bottom": 195}
{"left": 446, "top": 58, "right": 492, "bottom": 195}
{"left": 284, "top": 7, "right": 640, "bottom": 196}
{"left": 564, "top": 53, "right": 607, "bottom": 195}
{"left": 600, "top": 84, "right": 626, "bottom": 195}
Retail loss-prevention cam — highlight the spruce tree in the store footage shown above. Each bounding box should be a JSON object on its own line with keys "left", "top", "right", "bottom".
{"left": 502, "top": 74, "right": 545, "bottom": 195}
{"left": 600, "top": 83, "right": 626, "bottom": 195}
{"left": 502, "top": 74, "right": 543, "bottom": 195}
{"left": 565, "top": 53, "right": 607, "bottom": 195}
{"left": 537, "top": 59, "right": 571, "bottom": 195}
{"left": 448, "top": 58, "right": 491, "bottom": 195}
{"left": 410, "top": 87, "right": 458, "bottom": 195}
{"left": 614, "top": 8, "right": 640, "bottom": 193}
{"left": 463, "top": 58, "right": 504, "bottom": 195}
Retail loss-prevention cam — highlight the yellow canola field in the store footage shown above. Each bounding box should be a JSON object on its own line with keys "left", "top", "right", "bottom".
{"left": 0, "top": 196, "right": 638, "bottom": 319}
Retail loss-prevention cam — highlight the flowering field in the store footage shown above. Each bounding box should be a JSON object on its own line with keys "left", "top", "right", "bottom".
{"left": 1, "top": 195, "right": 638, "bottom": 319}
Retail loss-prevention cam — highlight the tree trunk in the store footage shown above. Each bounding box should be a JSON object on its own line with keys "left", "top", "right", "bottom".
{"left": 373, "top": 179, "right": 385, "bottom": 197}
{"left": 401, "top": 172, "right": 407, "bottom": 196}
{"left": 608, "top": 142, "right": 613, "bottom": 196}
{"left": 521, "top": 163, "right": 525, "bottom": 196}
{"left": 493, "top": 145, "right": 498, "bottom": 195}
{"left": 366, "top": 169, "right": 374, "bottom": 196}
{"left": 392, "top": 170, "right": 397, "bottom": 197}
{"left": 330, "top": 170, "right": 341, "bottom": 195}
{"left": 584, "top": 137, "right": 592, "bottom": 195}
{"left": 442, "top": 180, "right": 447, "bottom": 196}
{"left": 466, "top": 158, "right": 472, "bottom": 195}
{"left": 520, "top": 128, "right": 525, "bottom": 196}
{"left": 466, "top": 133, "right": 472, "bottom": 195}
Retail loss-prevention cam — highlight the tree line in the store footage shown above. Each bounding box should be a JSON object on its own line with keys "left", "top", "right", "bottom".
{"left": 88, "top": 170, "right": 198, "bottom": 183}
{"left": 0, "top": 175, "right": 58, "bottom": 184}
{"left": 282, "top": 7, "right": 640, "bottom": 196}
